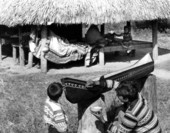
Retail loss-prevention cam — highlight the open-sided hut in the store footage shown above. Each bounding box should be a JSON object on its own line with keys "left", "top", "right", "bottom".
{"left": 0, "top": 0, "right": 170, "bottom": 71}
{"left": 0, "top": 1, "right": 169, "bottom": 132}
{"left": 1, "top": 0, "right": 170, "bottom": 25}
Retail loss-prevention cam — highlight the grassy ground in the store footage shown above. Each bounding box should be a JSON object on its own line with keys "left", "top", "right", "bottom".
{"left": 157, "top": 78, "right": 170, "bottom": 133}
{"left": 0, "top": 71, "right": 170, "bottom": 133}
{"left": 0, "top": 73, "right": 106, "bottom": 133}
{"left": 0, "top": 28, "right": 170, "bottom": 133}
{"left": 0, "top": 73, "right": 76, "bottom": 133}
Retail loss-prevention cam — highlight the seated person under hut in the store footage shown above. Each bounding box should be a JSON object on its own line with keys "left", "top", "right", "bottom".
{"left": 85, "top": 24, "right": 107, "bottom": 47}
{"left": 115, "top": 26, "right": 135, "bottom": 57}
{"left": 105, "top": 25, "right": 136, "bottom": 57}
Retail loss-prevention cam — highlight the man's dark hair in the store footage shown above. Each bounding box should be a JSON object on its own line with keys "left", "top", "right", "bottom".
{"left": 47, "top": 82, "right": 63, "bottom": 101}
{"left": 116, "top": 81, "right": 139, "bottom": 102}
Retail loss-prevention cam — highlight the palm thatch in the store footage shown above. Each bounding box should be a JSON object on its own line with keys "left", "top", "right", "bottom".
{"left": 0, "top": 0, "right": 170, "bottom": 27}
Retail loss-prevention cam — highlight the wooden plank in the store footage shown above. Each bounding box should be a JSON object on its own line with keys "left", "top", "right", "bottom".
{"left": 41, "top": 26, "right": 48, "bottom": 73}
{"left": 103, "top": 42, "right": 152, "bottom": 52}
{"left": 99, "top": 48, "right": 105, "bottom": 66}
{"left": 152, "top": 20, "right": 158, "bottom": 60}
{"left": 113, "top": 38, "right": 152, "bottom": 44}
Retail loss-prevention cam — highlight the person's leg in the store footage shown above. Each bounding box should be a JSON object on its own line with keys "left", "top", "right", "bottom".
{"left": 129, "top": 49, "right": 136, "bottom": 57}
{"left": 121, "top": 41, "right": 129, "bottom": 56}
{"left": 125, "top": 41, "right": 135, "bottom": 57}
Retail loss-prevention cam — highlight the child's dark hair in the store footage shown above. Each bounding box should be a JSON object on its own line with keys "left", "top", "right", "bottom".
{"left": 47, "top": 82, "right": 63, "bottom": 101}
{"left": 116, "top": 81, "right": 139, "bottom": 102}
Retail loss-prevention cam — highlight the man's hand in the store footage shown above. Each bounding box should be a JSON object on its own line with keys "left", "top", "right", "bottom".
{"left": 100, "top": 76, "right": 120, "bottom": 89}
{"left": 86, "top": 80, "right": 100, "bottom": 88}
{"left": 86, "top": 80, "right": 95, "bottom": 88}
{"left": 86, "top": 76, "right": 120, "bottom": 90}
{"left": 107, "top": 122, "right": 118, "bottom": 133}
{"left": 114, "top": 80, "right": 120, "bottom": 89}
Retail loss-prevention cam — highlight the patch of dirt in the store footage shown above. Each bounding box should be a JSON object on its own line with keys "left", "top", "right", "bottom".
{"left": 0, "top": 47, "right": 170, "bottom": 77}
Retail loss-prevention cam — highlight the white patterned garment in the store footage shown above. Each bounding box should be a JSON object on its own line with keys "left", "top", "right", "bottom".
{"left": 44, "top": 97, "right": 68, "bottom": 132}
{"left": 49, "top": 31, "right": 87, "bottom": 57}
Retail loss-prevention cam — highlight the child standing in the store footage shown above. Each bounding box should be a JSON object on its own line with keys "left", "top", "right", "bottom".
{"left": 88, "top": 79, "right": 162, "bottom": 133}
{"left": 44, "top": 82, "right": 68, "bottom": 133}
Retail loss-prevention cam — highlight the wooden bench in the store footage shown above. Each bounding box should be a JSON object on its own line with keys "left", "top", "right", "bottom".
{"left": 0, "top": 36, "right": 26, "bottom": 65}
{"left": 99, "top": 40, "right": 153, "bottom": 65}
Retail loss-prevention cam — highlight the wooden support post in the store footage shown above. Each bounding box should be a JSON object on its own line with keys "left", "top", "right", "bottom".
{"left": 101, "top": 24, "right": 105, "bottom": 35}
{"left": 126, "top": 21, "right": 131, "bottom": 33}
{"left": 41, "top": 26, "right": 48, "bottom": 73}
{"left": 99, "top": 48, "right": 105, "bottom": 66}
{"left": 152, "top": 20, "right": 158, "bottom": 60}
{"left": 82, "top": 24, "right": 90, "bottom": 39}
{"left": 19, "top": 45, "right": 25, "bottom": 66}
{"left": 131, "top": 21, "right": 136, "bottom": 37}
{"left": 142, "top": 74, "right": 157, "bottom": 113}
{"left": 0, "top": 38, "right": 2, "bottom": 62}
{"left": 126, "top": 21, "right": 131, "bottom": 27}
{"left": 12, "top": 44, "right": 17, "bottom": 63}
{"left": 27, "top": 52, "right": 33, "bottom": 68}
{"left": 19, "top": 27, "right": 25, "bottom": 66}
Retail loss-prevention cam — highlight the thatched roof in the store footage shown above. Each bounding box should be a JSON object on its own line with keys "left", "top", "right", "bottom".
{"left": 0, "top": 0, "right": 170, "bottom": 27}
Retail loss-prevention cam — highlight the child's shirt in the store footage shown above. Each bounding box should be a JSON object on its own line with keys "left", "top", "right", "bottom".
{"left": 109, "top": 93, "right": 162, "bottom": 133}
{"left": 43, "top": 97, "right": 68, "bottom": 132}
{"left": 123, "top": 33, "right": 132, "bottom": 42}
